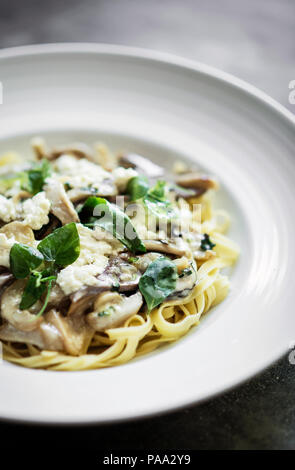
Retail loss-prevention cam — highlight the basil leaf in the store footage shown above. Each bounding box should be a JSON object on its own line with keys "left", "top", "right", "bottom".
{"left": 147, "top": 180, "right": 166, "bottom": 201}
{"left": 79, "top": 197, "right": 146, "bottom": 254}
{"left": 200, "top": 233, "right": 215, "bottom": 251}
{"left": 21, "top": 160, "right": 51, "bottom": 195}
{"left": 20, "top": 272, "right": 47, "bottom": 310}
{"left": 144, "top": 181, "right": 177, "bottom": 221}
{"left": 139, "top": 256, "right": 178, "bottom": 312}
{"left": 10, "top": 243, "right": 43, "bottom": 279}
{"left": 126, "top": 175, "right": 149, "bottom": 201}
{"left": 38, "top": 222, "right": 80, "bottom": 266}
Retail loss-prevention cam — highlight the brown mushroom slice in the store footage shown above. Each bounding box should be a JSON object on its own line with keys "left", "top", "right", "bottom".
{"left": 67, "top": 285, "right": 111, "bottom": 317}
{"left": 102, "top": 256, "right": 142, "bottom": 292}
{"left": 142, "top": 239, "right": 189, "bottom": 257}
{"left": 0, "top": 272, "right": 13, "bottom": 288}
{"left": 0, "top": 221, "right": 35, "bottom": 246}
{"left": 86, "top": 291, "right": 143, "bottom": 331}
{"left": 12, "top": 190, "right": 32, "bottom": 204}
{"left": 169, "top": 263, "right": 198, "bottom": 299}
{"left": 31, "top": 136, "right": 49, "bottom": 160}
{"left": 50, "top": 142, "right": 96, "bottom": 162}
{"left": 66, "top": 179, "right": 117, "bottom": 203}
{"left": 131, "top": 252, "right": 162, "bottom": 273}
{"left": 119, "top": 153, "right": 164, "bottom": 178}
{"left": 44, "top": 178, "right": 79, "bottom": 224}
{"left": 0, "top": 317, "right": 64, "bottom": 351}
{"left": 34, "top": 214, "right": 61, "bottom": 240}
{"left": 46, "top": 309, "right": 94, "bottom": 356}
{"left": 175, "top": 172, "right": 219, "bottom": 195}
{"left": 1, "top": 280, "right": 43, "bottom": 332}
{"left": 170, "top": 184, "right": 199, "bottom": 200}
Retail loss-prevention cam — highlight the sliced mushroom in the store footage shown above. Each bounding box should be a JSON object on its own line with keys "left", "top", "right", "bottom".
{"left": 50, "top": 142, "right": 96, "bottom": 162}
{"left": 169, "top": 263, "right": 198, "bottom": 299}
{"left": 170, "top": 184, "right": 199, "bottom": 200}
{"left": 67, "top": 285, "right": 111, "bottom": 317}
{"left": 66, "top": 257, "right": 143, "bottom": 317}
{"left": 175, "top": 172, "right": 218, "bottom": 196}
{"left": 44, "top": 178, "right": 79, "bottom": 224}
{"left": 66, "top": 178, "right": 117, "bottom": 203}
{"left": 0, "top": 280, "right": 44, "bottom": 332}
{"left": 142, "top": 239, "right": 189, "bottom": 257}
{"left": 98, "top": 255, "right": 142, "bottom": 292}
{"left": 12, "top": 190, "right": 32, "bottom": 204}
{"left": 86, "top": 291, "right": 143, "bottom": 331}
{"left": 130, "top": 252, "right": 162, "bottom": 272}
{"left": 33, "top": 214, "right": 61, "bottom": 240}
{"left": 46, "top": 309, "right": 94, "bottom": 356}
{"left": 0, "top": 315, "right": 65, "bottom": 351}
{"left": 0, "top": 221, "right": 35, "bottom": 246}
{"left": 31, "top": 136, "right": 49, "bottom": 160}
{"left": 119, "top": 153, "right": 164, "bottom": 178}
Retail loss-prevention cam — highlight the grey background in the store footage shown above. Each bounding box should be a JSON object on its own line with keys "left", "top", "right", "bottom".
{"left": 0, "top": 0, "right": 294, "bottom": 450}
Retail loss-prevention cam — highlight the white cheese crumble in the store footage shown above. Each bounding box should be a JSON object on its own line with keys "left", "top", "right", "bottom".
{"left": 57, "top": 224, "right": 118, "bottom": 295}
{"left": 0, "top": 191, "right": 51, "bottom": 229}
{"left": 21, "top": 192, "right": 51, "bottom": 230}
{"left": 54, "top": 154, "right": 112, "bottom": 190}
{"left": 0, "top": 233, "right": 15, "bottom": 267}
{"left": 0, "top": 195, "right": 17, "bottom": 222}
{"left": 112, "top": 167, "right": 138, "bottom": 191}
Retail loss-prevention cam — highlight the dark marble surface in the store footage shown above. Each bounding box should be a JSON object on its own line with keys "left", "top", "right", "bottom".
{"left": 0, "top": 0, "right": 294, "bottom": 450}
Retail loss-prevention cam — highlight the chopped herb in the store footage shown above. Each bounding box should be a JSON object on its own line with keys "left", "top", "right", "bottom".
{"left": 127, "top": 177, "right": 177, "bottom": 222}
{"left": 21, "top": 160, "right": 51, "bottom": 195}
{"left": 80, "top": 185, "right": 98, "bottom": 195}
{"left": 79, "top": 196, "right": 146, "bottom": 254}
{"left": 0, "top": 160, "right": 51, "bottom": 196}
{"left": 64, "top": 182, "right": 72, "bottom": 191}
{"left": 111, "top": 281, "right": 120, "bottom": 291}
{"left": 139, "top": 256, "right": 178, "bottom": 312}
{"left": 144, "top": 181, "right": 177, "bottom": 222}
{"left": 98, "top": 306, "right": 115, "bottom": 317}
{"left": 179, "top": 267, "right": 193, "bottom": 278}
{"left": 128, "top": 256, "right": 139, "bottom": 264}
{"left": 200, "top": 233, "right": 216, "bottom": 251}
{"left": 126, "top": 175, "right": 149, "bottom": 201}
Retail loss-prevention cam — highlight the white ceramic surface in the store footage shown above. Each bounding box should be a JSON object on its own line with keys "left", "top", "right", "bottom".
{"left": 0, "top": 43, "right": 294, "bottom": 424}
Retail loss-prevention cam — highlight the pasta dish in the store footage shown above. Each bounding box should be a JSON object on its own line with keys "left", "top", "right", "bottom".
{"left": 0, "top": 138, "right": 239, "bottom": 370}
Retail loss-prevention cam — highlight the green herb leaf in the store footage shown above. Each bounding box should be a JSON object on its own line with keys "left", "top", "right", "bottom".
{"left": 147, "top": 180, "right": 166, "bottom": 201}
{"left": 21, "top": 160, "right": 51, "bottom": 195}
{"left": 144, "top": 181, "right": 177, "bottom": 221}
{"left": 128, "top": 256, "right": 139, "bottom": 263}
{"left": 79, "top": 197, "right": 146, "bottom": 254}
{"left": 139, "top": 256, "right": 178, "bottom": 312}
{"left": 10, "top": 243, "right": 43, "bottom": 279}
{"left": 126, "top": 175, "right": 149, "bottom": 201}
{"left": 98, "top": 306, "right": 115, "bottom": 317}
{"left": 200, "top": 233, "right": 216, "bottom": 251}
{"left": 20, "top": 272, "right": 47, "bottom": 310}
{"left": 38, "top": 222, "right": 80, "bottom": 266}
{"left": 34, "top": 278, "right": 55, "bottom": 318}
{"left": 179, "top": 267, "right": 193, "bottom": 278}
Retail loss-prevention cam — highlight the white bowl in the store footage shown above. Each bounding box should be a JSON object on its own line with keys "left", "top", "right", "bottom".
{"left": 0, "top": 43, "right": 294, "bottom": 424}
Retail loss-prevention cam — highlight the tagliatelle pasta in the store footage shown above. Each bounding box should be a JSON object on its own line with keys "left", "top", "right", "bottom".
{"left": 0, "top": 140, "right": 239, "bottom": 370}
